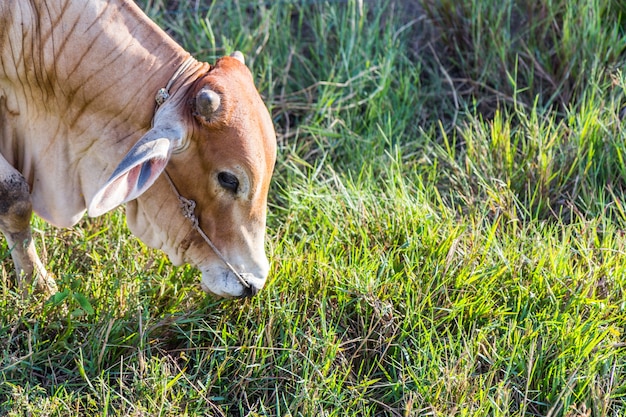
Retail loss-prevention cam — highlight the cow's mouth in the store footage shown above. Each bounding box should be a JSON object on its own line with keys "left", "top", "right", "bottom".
{"left": 199, "top": 268, "right": 263, "bottom": 298}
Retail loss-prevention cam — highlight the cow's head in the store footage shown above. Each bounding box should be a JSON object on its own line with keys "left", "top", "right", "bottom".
{"left": 88, "top": 53, "right": 277, "bottom": 298}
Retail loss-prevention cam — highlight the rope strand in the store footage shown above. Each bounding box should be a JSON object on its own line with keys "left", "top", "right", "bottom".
{"left": 155, "top": 56, "right": 196, "bottom": 106}
{"left": 162, "top": 171, "right": 251, "bottom": 289}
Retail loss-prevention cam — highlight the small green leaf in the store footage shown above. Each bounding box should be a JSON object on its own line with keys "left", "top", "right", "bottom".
{"left": 73, "top": 293, "right": 95, "bottom": 315}
{"left": 47, "top": 290, "right": 70, "bottom": 305}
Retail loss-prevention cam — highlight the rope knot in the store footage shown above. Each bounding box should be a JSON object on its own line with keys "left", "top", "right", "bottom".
{"left": 178, "top": 196, "right": 199, "bottom": 228}
{"left": 154, "top": 57, "right": 195, "bottom": 108}
{"left": 155, "top": 88, "right": 170, "bottom": 106}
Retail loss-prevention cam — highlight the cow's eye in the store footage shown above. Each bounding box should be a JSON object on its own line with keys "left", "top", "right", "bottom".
{"left": 217, "top": 172, "right": 239, "bottom": 193}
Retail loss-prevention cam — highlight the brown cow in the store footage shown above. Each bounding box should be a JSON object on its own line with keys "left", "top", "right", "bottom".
{"left": 0, "top": 0, "right": 277, "bottom": 298}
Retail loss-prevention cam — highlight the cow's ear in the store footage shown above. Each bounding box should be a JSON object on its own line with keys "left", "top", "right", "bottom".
{"left": 88, "top": 129, "right": 176, "bottom": 217}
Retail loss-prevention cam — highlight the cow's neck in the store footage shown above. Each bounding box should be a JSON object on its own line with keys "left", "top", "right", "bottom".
{"left": 0, "top": 0, "right": 196, "bottom": 227}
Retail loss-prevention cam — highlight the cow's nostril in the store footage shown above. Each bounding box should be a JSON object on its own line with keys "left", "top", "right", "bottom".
{"left": 240, "top": 283, "right": 260, "bottom": 298}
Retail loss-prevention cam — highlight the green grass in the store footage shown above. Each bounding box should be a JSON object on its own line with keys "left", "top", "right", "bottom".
{"left": 2, "top": 0, "right": 626, "bottom": 415}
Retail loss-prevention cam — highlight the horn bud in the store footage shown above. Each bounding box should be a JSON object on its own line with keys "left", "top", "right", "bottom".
{"left": 230, "top": 51, "right": 245, "bottom": 64}
{"left": 195, "top": 88, "right": 221, "bottom": 121}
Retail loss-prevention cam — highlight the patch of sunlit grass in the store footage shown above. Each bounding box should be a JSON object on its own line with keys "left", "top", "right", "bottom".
{"left": 2, "top": 0, "right": 626, "bottom": 416}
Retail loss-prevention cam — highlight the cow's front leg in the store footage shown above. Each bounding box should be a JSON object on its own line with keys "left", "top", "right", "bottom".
{"left": 0, "top": 156, "right": 57, "bottom": 297}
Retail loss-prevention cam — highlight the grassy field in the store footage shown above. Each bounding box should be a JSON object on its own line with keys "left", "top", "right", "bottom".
{"left": 2, "top": 0, "right": 626, "bottom": 415}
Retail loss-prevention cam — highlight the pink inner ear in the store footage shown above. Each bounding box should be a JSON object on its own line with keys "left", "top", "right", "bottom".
{"left": 88, "top": 157, "right": 168, "bottom": 217}
{"left": 106, "top": 165, "right": 142, "bottom": 203}
{"left": 127, "top": 164, "right": 141, "bottom": 186}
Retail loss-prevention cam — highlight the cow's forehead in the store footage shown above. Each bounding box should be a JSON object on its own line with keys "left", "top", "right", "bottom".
{"left": 189, "top": 57, "right": 275, "bottom": 149}
{"left": 205, "top": 56, "right": 255, "bottom": 92}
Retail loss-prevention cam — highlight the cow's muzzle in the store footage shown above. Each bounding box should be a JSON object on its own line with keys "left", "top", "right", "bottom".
{"left": 200, "top": 269, "right": 267, "bottom": 298}
{"left": 162, "top": 170, "right": 264, "bottom": 296}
